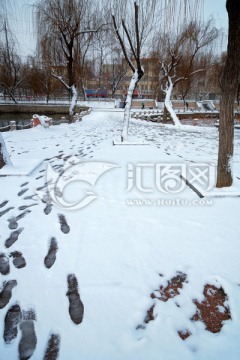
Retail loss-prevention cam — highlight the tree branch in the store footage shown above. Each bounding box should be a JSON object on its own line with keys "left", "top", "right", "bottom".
{"left": 112, "top": 14, "right": 135, "bottom": 72}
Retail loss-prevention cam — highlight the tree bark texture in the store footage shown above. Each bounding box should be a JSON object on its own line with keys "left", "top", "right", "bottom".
{"left": 216, "top": 0, "right": 240, "bottom": 187}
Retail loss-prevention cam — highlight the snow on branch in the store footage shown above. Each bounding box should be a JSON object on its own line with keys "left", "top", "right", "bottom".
{"left": 51, "top": 72, "right": 70, "bottom": 91}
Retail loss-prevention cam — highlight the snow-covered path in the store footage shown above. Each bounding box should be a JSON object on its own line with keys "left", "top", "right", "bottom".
{"left": 1, "top": 111, "right": 240, "bottom": 360}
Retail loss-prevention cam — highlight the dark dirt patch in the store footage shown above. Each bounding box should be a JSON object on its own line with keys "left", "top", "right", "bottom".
{"left": 139, "top": 272, "right": 188, "bottom": 328}
{"left": 0, "top": 252, "right": 10, "bottom": 275}
{"left": 58, "top": 214, "right": 70, "bottom": 234}
{"left": 43, "top": 333, "right": 61, "bottom": 360}
{"left": 10, "top": 251, "right": 26, "bottom": 269}
{"left": 191, "top": 284, "right": 231, "bottom": 333}
{"left": 5, "top": 228, "right": 24, "bottom": 248}
{"left": 66, "top": 274, "right": 84, "bottom": 325}
{"left": 151, "top": 272, "right": 188, "bottom": 302}
{"left": 44, "top": 238, "right": 58, "bottom": 269}
{"left": 178, "top": 329, "right": 192, "bottom": 340}
{"left": 144, "top": 305, "right": 155, "bottom": 324}
{"left": 4, "top": 303, "right": 22, "bottom": 344}
{"left": 0, "top": 280, "right": 17, "bottom": 309}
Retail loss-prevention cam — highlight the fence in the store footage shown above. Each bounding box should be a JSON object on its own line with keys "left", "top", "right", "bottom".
{"left": 0, "top": 108, "right": 91, "bottom": 132}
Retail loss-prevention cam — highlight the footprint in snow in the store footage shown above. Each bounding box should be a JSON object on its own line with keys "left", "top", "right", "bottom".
{"left": 24, "top": 195, "right": 38, "bottom": 201}
{"left": 0, "top": 280, "right": 17, "bottom": 309}
{"left": 16, "top": 210, "right": 31, "bottom": 221}
{"left": 20, "top": 182, "right": 29, "bottom": 188}
{"left": 0, "top": 207, "right": 14, "bottom": 218}
{"left": 0, "top": 253, "right": 10, "bottom": 275}
{"left": 44, "top": 203, "right": 53, "bottom": 215}
{"left": 58, "top": 214, "right": 70, "bottom": 234}
{"left": 18, "top": 188, "right": 29, "bottom": 197}
{"left": 10, "top": 251, "right": 26, "bottom": 269}
{"left": 44, "top": 238, "right": 58, "bottom": 269}
{"left": 19, "top": 204, "right": 38, "bottom": 211}
{"left": 8, "top": 211, "right": 31, "bottom": 230}
{"left": 0, "top": 200, "right": 9, "bottom": 208}
{"left": 8, "top": 217, "right": 18, "bottom": 230}
{"left": 36, "top": 175, "right": 44, "bottom": 180}
{"left": 66, "top": 274, "right": 84, "bottom": 325}
{"left": 18, "top": 309, "right": 37, "bottom": 360}
{"left": 5, "top": 228, "right": 24, "bottom": 248}
{"left": 43, "top": 333, "right": 61, "bottom": 360}
{"left": 4, "top": 304, "right": 22, "bottom": 344}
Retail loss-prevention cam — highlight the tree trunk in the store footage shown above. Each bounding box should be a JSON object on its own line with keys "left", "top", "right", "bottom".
{"left": 0, "top": 133, "right": 12, "bottom": 169}
{"left": 164, "top": 80, "right": 181, "bottom": 126}
{"left": 69, "top": 85, "right": 78, "bottom": 116}
{"left": 162, "top": 105, "right": 168, "bottom": 123}
{"left": 121, "top": 69, "right": 142, "bottom": 142}
{"left": 80, "top": 80, "right": 87, "bottom": 101}
{"left": 216, "top": 0, "right": 240, "bottom": 187}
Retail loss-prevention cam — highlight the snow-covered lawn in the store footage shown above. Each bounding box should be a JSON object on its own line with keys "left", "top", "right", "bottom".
{"left": 1, "top": 109, "right": 240, "bottom": 359}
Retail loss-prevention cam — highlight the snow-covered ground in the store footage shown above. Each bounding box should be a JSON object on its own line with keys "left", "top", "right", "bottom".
{"left": 0, "top": 108, "right": 240, "bottom": 360}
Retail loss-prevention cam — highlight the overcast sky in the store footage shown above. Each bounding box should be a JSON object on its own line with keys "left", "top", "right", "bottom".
{"left": 9, "top": 0, "right": 228, "bottom": 59}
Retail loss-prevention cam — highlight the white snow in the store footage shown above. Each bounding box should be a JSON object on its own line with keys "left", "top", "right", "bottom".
{"left": 0, "top": 107, "right": 240, "bottom": 360}
{"left": 33, "top": 114, "right": 51, "bottom": 128}
{"left": 0, "top": 132, "right": 12, "bottom": 166}
{"left": 0, "top": 159, "right": 43, "bottom": 176}
{"left": 164, "top": 77, "right": 182, "bottom": 127}
{"left": 122, "top": 69, "right": 141, "bottom": 141}
{"left": 70, "top": 85, "right": 78, "bottom": 116}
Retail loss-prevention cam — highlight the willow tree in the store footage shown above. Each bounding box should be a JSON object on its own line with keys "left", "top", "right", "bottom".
{"left": 158, "top": 19, "right": 219, "bottom": 125}
{"left": 0, "top": 0, "right": 13, "bottom": 168}
{"left": 35, "top": 0, "right": 107, "bottom": 115}
{"left": 216, "top": 0, "right": 240, "bottom": 187}
{"left": 152, "top": 0, "right": 219, "bottom": 125}
{"left": 0, "top": 15, "right": 23, "bottom": 103}
{"left": 112, "top": 0, "right": 157, "bottom": 142}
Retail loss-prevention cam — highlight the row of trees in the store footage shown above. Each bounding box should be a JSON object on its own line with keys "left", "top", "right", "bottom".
{"left": 1, "top": 0, "right": 239, "bottom": 188}
{"left": 0, "top": 0, "right": 224, "bottom": 106}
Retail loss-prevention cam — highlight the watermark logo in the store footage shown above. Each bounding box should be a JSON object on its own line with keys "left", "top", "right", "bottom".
{"left": 36, "top": 156, "right": 117, "bottom": 210}
{"left": 37, "top": 159, "right": 215, "bottom": 210}
{"left": 127, "top": 163, "right": 215, "bottom": 194}
{"left": 187, "top": 164, "right": 214, "bottom": 191}
{"left": 126, "top": 198, "right": 213, "bottom": 207}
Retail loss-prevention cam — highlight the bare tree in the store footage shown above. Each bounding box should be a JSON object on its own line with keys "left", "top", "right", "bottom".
{"left": 0, "top": 18, "right": 23, "bottom": 103}
{"left": 0, "top": 0, "right": 14, "bottom": 168}
{"left": 109, "top": 54, "right": 127, "bottom": 98}
{"left": 35, "top": 0, "right": 108, "bottom": 115}
{"left": 112, "top": 0, "right": 157, "bottom": 142}
{"left": 23, "top": 56, "right": 55, "bottom": 103}
{"left": 157, "top": 18, "right": 219, "bottom": 125}
{"left": 216, "top": 0, "right": 240, "bottom": 187}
